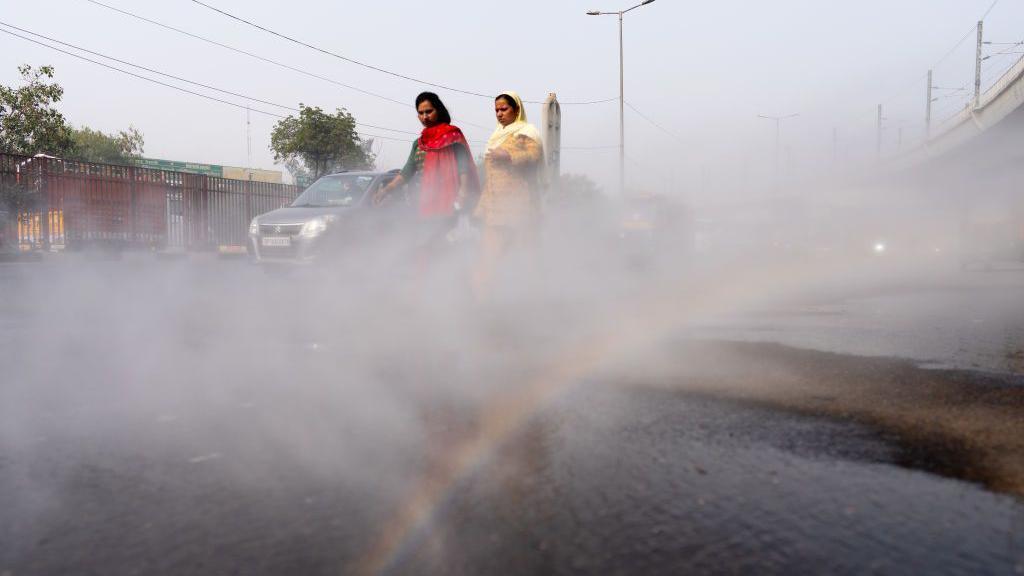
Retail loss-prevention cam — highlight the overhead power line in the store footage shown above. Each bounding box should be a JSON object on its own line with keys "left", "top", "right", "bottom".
{"left": 82, "top": 0, "right": 409, "bottom": 107}
{"left": 79, "top": 0, "right": 500, "bottom": 132}
{"left": 0, "top": 21, "right": 421, "bottom": 136}
{"left": 190, "top": 0, "right": 492, "bottom": 98}
{"left": 188, "top": 0, "right": 617, "bottom": 106}
{"left": 0, "top": 27, "right": 280, "bottom": 119}
{"left": 624, "top": 101, "right": 685, "bottom": 145}
{"left": 881, "top": 0, "right": 1001, "bottom": 105}
{"left": 930, "top": 0, "right": 1001, "bottom": 69}
{"left": 5, "top": 22, "right": 620, "bottom": 150}
{"left": 0, "top": 26, "right": 415, "bottom": 143}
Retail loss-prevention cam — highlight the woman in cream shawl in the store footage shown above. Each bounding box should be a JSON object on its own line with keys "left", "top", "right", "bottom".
{"left": 473, "top": 91, "right": 545, "bottom": 296}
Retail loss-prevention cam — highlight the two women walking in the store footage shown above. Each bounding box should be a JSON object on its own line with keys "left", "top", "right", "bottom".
{"left": 375, "top": 90, "right": 545, "bottom": 295}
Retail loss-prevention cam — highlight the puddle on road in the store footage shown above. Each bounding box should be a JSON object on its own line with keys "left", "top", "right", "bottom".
{"left": 386, "top": 386, "right": 1024, "bottom": 575}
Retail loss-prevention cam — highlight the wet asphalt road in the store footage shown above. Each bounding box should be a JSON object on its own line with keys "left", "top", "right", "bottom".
{"left": 692, "top": 263, "right": 1024, "bottom": 376}
{"left": 3, "top": 381, "right": 1024, "bottom": 576}
{"left": 0, "top": 257, "right": 1023, "bottom": 575}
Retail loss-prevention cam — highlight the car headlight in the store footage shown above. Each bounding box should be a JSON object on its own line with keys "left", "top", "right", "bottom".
{"left": 300, "top": 215, "right": 334, "bottom": 238}
{"left": 249, "top": 217, "right": 259, "bottom": 235}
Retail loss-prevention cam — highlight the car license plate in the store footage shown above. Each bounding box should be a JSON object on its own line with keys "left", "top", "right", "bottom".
{"left": 261, "top": 236, "right": 290, "bottom": 247}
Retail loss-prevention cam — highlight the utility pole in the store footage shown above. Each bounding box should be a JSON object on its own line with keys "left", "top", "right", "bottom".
{"left": 975, "top": 20, "right": 984, "bottom": 108}
{"left": 757, "top": 113, "right": 798, "bottom": 186}
{"left": 876, "top": 104, "right": 884, "bottom": 160}
{"left": 618, "top": 12, "right": 625, "bottom": 195}
{"left": 926, "top": 69, "right": 933, "bottom": 139}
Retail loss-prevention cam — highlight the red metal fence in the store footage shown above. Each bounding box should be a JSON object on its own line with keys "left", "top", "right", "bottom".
{"left": 0, "top": 152, "right": 300, "bottom": 252}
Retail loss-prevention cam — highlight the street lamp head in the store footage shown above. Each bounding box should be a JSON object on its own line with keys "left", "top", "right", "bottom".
{"left": 586, "top": 10, "right": 601, "bottom": 15}
{"left": 641, "top": 0, "right": 656, "bottom": 5}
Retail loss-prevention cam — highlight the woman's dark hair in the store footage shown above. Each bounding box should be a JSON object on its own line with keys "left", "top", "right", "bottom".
{"left": 415, "top": 92, "right": 451, "bottom": 124}
{"left": 496, "top": 93, "right": 519, "bottom": 113}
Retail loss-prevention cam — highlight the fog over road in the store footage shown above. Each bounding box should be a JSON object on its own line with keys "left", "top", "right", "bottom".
{"left": 1, "top": 257, "right": 1022, "bottom": 575}
{"left": 693, "top": 267, "right": 1024, "bottom": 375}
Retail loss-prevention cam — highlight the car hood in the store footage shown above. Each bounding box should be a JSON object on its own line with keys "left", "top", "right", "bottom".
{"left": 256, "top": 205, "right": 354, "bottom": 225}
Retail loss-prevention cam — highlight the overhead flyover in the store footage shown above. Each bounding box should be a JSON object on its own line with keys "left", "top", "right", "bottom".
{"left": 899, "top": 54, "right": 1024, "bottom": 174}
{"left": 892, "top": 53, "right": 1024, "bottom": 263}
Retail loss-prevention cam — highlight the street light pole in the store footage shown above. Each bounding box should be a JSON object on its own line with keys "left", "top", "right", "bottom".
{"left": 588, "top": 0, "right": 656, "bottom": 196}
{"left": 757, "top": 113, "right": 798, "bottom": 187}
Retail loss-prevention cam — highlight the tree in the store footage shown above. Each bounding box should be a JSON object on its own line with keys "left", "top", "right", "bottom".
{"left": 0, "top": 65, "right": 75, "bottom": 156}
{"left": 270, "top": 105, "right": 374, "bottom": 181}
{"left": 71, "top": 125, "right": 145, "bottom": 164}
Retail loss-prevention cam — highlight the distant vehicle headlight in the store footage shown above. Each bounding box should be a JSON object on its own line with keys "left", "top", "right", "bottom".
{"left": 873, "top": 242, "right": 887, "bottom": 254}
{"left": 300, "top": 215, "right": 334, "bottom": 238}
{"left": 249, "top": 217, "right": 259, "bottom": 235}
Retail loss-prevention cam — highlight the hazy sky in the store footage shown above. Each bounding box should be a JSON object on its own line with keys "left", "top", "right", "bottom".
{"left": 2, "top": 0, "right": 1022, "bottom": 195}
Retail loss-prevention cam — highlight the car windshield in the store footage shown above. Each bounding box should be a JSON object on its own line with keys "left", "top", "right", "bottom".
{"left": 291, "top": 174, "right": 376, "bottom": 208}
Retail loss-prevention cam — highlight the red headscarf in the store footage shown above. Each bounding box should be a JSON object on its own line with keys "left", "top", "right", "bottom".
{"left": 417, "top": 123, "right": 479, "bottom": 217}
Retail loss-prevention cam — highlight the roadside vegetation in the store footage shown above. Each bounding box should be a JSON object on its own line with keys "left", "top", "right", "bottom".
{"left": 0, "top": 63, "right": 145, "bottom": 164}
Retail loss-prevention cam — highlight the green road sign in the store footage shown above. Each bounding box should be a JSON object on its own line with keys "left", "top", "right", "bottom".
{"left": 135, "top": 158, "right": 224, "bottom": 178}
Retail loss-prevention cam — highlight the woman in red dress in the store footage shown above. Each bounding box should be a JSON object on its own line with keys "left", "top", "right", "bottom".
{"left": 375, "top": 92, "right": 479, "bottom": 252}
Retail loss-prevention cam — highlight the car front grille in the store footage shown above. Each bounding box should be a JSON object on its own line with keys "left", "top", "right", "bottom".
{"left": 259, "top": 223, "right": 303, "bottom": 236}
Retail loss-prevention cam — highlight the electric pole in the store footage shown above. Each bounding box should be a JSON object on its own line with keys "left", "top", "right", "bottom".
{"left": 757, "top": 113, "right": 798, "bottom": 186}
{"left": 926, "top": 69, "right": 933, "bottom": 139}
{"left": 975, "top": 20, "right": 984, "bottom": 108}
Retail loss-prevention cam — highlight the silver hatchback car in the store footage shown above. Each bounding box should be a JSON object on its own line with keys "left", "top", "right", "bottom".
{"left": 248, "top": 170, "right": 404, "bottom": 264}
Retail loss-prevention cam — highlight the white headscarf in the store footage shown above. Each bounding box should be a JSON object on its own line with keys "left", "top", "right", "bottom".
{"left": 486, "top": 91, "right": 543, "bottom": 152}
